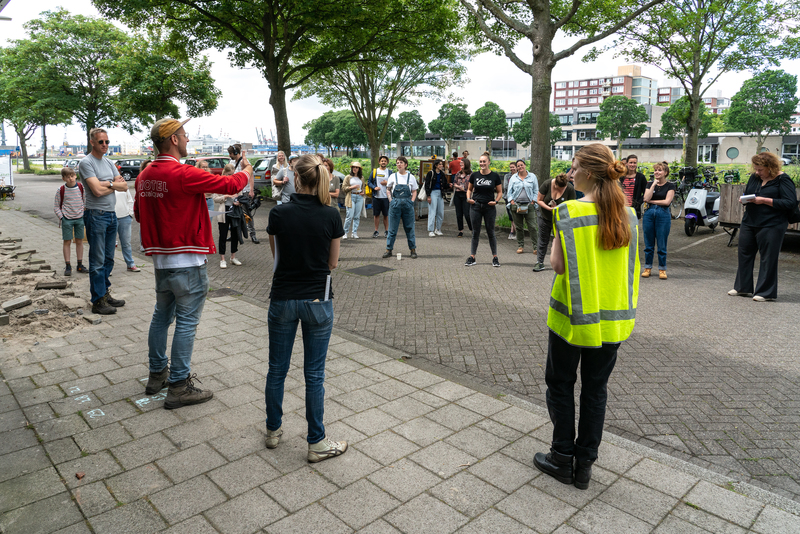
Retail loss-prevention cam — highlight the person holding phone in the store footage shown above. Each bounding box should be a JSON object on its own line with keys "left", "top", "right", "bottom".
{"left": 228, "top": 143, "right": 259, "bottom": 243}
{"left": 533, "top": 172, "right": 575, "bottom": 272}
{"left": 342, "top": 161, "right": 365, "bottom": 239}
{"left": 641, "top": 162, "right": 675, "bottom": 279}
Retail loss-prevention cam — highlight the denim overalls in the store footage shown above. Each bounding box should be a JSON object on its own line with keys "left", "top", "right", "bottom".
{"left": 386, "top": 173, "right": 416, "bottom": 251}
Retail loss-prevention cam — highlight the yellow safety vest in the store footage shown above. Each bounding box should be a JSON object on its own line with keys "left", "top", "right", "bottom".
{"left": 547, "top": 200, "right": 640, "bottom": 348}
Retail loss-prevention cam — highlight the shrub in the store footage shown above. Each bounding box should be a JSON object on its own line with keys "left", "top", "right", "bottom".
{"left": 496, "top": 213, "right": 512, "bottom": 228}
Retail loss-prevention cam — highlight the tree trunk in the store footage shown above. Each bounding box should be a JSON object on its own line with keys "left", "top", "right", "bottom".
{"left": 268, "top": 83, "right": 291, "bottom": 155}
{"left": 530, "top": 53, "right": 553, "bottom": 187}
{"left": 684, "top": 89, "right": 702, "bottom": 167}
{"left": 368, "top": 131, "right": 381, "bottom": 170}
{"left": 14, "top": 124, "right": 32, "bottom": 172}
{"left": 616, "top": 139, "right": 624, "bottom": 160}
{"left": 42, "top": 125, "right": 48, "bottom": 170}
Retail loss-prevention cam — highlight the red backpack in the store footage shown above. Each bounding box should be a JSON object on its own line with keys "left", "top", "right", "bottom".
{"left": 59, "top": 183, "right": 85, "bottom": 209}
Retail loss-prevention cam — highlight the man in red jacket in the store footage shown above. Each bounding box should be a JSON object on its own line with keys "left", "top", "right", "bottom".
{"left": 135, "top": 117, "right": 252, "bottom": 410}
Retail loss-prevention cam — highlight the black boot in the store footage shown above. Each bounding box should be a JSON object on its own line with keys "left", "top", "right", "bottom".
{"left": 533, "top": 448, "right": 574, "bottom": 485}
{"left": 382, "top": 249, "right": 393, "bottom": 258}
{"left": 574, "top": 459, "right": 593, "bottom": 490}
{"left": 104, "top": 291, "right": 126, "bottom": 308}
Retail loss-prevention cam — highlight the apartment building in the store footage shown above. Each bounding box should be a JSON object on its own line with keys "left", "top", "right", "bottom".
{"left": 552, "top": 65, "right": 657, "bottom": 112}
{"left": 656, "top": 86, "right": 731, "bottom": 114}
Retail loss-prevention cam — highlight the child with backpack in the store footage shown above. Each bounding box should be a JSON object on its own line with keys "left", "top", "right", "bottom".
{"left": 54, "top": 167, "right": 88, "bottom": 276}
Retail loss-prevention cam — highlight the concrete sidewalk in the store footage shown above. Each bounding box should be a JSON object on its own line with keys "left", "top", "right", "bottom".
{"left": 1, "top": 208, "right": 799, "bottom": 534}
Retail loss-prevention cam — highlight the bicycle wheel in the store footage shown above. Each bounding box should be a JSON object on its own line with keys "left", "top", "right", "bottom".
{"left": 670, "top": 193, "right": 683, "bottom": 219}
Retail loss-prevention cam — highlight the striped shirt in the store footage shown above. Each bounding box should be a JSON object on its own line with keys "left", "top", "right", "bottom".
{"left": 54, "top": 184, "right": 85, "bottom": 220}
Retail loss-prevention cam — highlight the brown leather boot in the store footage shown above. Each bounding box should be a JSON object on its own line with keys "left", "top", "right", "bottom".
{"left": 641, "top": 268, "right": 652, "bottom": 278}
{"left": 145, "top": 367, "right": 169, "bottom": 395}
{"left": 164, "top": 374, "right": 213, "bottom": 410}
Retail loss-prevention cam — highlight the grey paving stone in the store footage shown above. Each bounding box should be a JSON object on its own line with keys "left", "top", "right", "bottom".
{"left": 496, "top": 484, "right": 578, "bottom": 533}
{"left": 262, "top": 465, "right": 338, "bottom": 512}
{"left": 683, "top": 480, "right": 764, "bottom": 528}
{"left": 72, "top": 359, "right": 121, "bottom": 379}
{"left": 652, "top": 515, "right": 715, "bottom": 534}
{"left": 455, "top": 393, "right": 510, "bottom": 417}
{"left": 7, "top": 377, "right": 37, "bottom": 394}
{"left": 467, "top": 452, "right": 535, "bottom": 493}
{"left": 103, "top": 364, "right": 149, "bottom": 385}
{"left": 81, "top": 400, "right": 140, "bottom": 429}
{"left": 156, "top": 443, "right": 227, "bottom": 484}
{"left": 394, "top": 417, "right": 454, "bottom": 447}
{"left": 367, "top": 458, "right": 442, "bottom": 502}
{"left": 205, "top": 487, "right": 287, "bottom": 534}
{"left": 395, "top": 368, "right": 444, "bottom": 388}
{"left": 500, "top": 435, "right": 549, "bottom": 465}
{"left": 531, "top": 466, "right": 607, "bottom": 508}
{"left": 31, "top": 368, "right": 79, "bottom": 388}
{"left": 149, "top": 474, "right": 228, "bottom": 524}
{"left": 161, "top": 515, "right": 221, "bottom": 534}
{"left": 0, "top": 394, "right": 20, "bottom": 414}
{"left": 0, "top": 427, "right": 38, "bottom": 456}
{"left": 43, "top": 437, "right": 82, "bottom": 465}
{"left": 313, "top": 448, "right": 383, "bottom": 488}
{"left": 409, "top": 441, "right": 477, "bottom": 478}
{"left": 322, "top": 479, "right": 401, "bottom": 530}
{"left": 57, "top": 450, "right": 123, "bottom": 489}
{"left": 22, "top": 403, "right": 58, "bottom": 424}
{"left": 1, "top": 363, "right": 45, "bottom": 380}
{"left": 455, "top": 508, "right": 534, "bottom": 534}
{"left": 208, "top": 423, "right": 268, "bottom": 461}
{"left": 59, "top": 374, "right": 113, "bottom": 397}
{"left": 444, "top": 425, "right": 509, "bottom": 459}
{"left": 16, "top": 385, "right": 65, "bottom": 407}
{"left": 342, "top": 408, "right": 401, "bottom": 437}
{"left": 595, "top": 440, "right": 644, "bottom": 474}
{"left": 0, "top": 466, "right": 66, "bottom": 512}
{"left": 211, "top": 402, "right": 265, "bottom": 432}
{"left": 88, "top": 499, "right": 167, "bottom": 534}
{"left": 491, "top": 406, "right": 549, "bottom": 434}
{"left": 599, "top": 477, "right": 676, "bottom": 525}
{"left": 355, "top": 519, "right": 401, "bottom": 533}
{"left": 0, "top": 492, "right": 83, "bottom": 534}
{"left": 0, "top": 445, "right": 50, "bottom": 483}
{"left": 378, "top": 396, "right": 434, "bottom": 420}
{"left": 34, "top": 413, "right": 90, "bottom": 442}
{"left": 355, "top": 430, "right": 420, "bottom": 466}
{"left": 751, "top": 505, "right": 800, "bottom": 534}
{"left": 49, "top": 392, "right": 104, "bottom": 417}
{"left": 53, "top": 521, "right": 94, "bottom": 534}
{"left": 409, "top": 390, "right": 450, "bottom": 408}
{"left": 214, "top": 383, "right": 263, "bottom": 407}
{"left": 163, "top": 416, "right": 227, "bottom": 449}
{"left": 385, "top": 493, "right": 469, "bottom": 534}
{"left": 568, "top": 500, "right": 653, "bottom": 534}
{"left": 424, "top": 381, "right": 475, "bottom": 402}
{"left": 426, "top": 404, "right": 484, "bottom": 432}
{"left": 625, "top": 458, "right": 699, "bottom": 499}
{"left": 265, "top": 502, "right": 353, "bottom": 534}
{"left": 74, "top": 423, "right": 133, "bottom": 454}
{"left": 119, "top": 409, "right": 181, "bottom": 439}
{"left": 367, "top": 378, "right": 416, "bottom": 401}
{"left": 348, "top": 349, "right": 393, "bottom": 366}
{"left": 111, "top": 432, "right": 178, "bottom": 470}
{"left": 671, "top": 499, "right": 747, "bottom": 533}
{"left": 430, "top": 471, "right": 507, "bottom": 518}
{"left": 171, "top": 397, "right": 228, "bottom": 423}
{"left": 335, "top": 389, "right": 389, "bottom": 413}
{"left": 94, "top": 379, "right": 147, "bottom": 405}
{"left": 208, "top": 453, "right": 280, "bottom": 497}
{"left": 70, "top": 481, "right": 117, "bottom": 517}
{"left": 0, "top": 409, "right": 27, "bottom": 432}
{"left": 105, "top": 463, "right": 173, "bottom": 504}
{"left": 322, "top": 399, "right": 356, "bottom": 423}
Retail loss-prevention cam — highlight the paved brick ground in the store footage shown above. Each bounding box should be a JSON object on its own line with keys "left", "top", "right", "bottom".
{"left": 3, "top": 206, "right": 800, "bottom": 534}
{"left": 198, "top": 199, "right": 800, "bottom": 504}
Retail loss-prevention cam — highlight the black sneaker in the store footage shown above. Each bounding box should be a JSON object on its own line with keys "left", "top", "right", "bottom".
{"left": 372, "top": 231, "right": 379, "bottom": 238}
{"left": 64, "top": 264, "right": 72, "bottom": 277}
{"left": 492, "top": 257, "right": 501, "bottom": 268}
{"left": 410, "top": 249, "right": 417, "bottom": 259}
{"left": 91, "top": 296, "right": 116, "bottom": 315}
{"left": 465, "top": 256, "right": 476, "bottom": 267}
{"left": 76, "top": 264, "right": 88, "bottom": 273}
{"left": 104, "top": 291, "right": 125, "bottom": 307}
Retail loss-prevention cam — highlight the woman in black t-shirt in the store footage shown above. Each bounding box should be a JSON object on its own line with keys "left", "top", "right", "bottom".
{"left": 465, "top": 152, "right": 503, "bottom": 267}
{"left": 265, "top": 154, "right": 348, "bottom": 463}
{"left": 641, "top": 162, "right": 676, "bottom": 279}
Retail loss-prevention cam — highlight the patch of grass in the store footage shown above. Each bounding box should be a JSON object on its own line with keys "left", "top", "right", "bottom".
{"left": 684, "top": 502, "right": 700, "bottom": 510}
{"left": 496, "top": 214, "right": 512, "bottom": 228}
{"left": 81, "top": 450, "right": 89, "bottom": 457}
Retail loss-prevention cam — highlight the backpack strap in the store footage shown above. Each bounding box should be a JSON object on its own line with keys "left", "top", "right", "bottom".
{"left": 59, "top": 185, "right": 65, "bottom": 209}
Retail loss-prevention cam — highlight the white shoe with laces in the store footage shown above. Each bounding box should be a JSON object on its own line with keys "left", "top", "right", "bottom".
{"left": 220, "top": 260, "right": 227, "bottom": 269}
{"left": 308, "top": 437, "right": 348, "bottom": 463}
{"left": 231, "top": 258, "right": 242, "bottom": 266}
{"left": 435, "top": 229, "right": 443, "bottom": 236}
{"left": 429, "top": 232, "right": 435, "bottom": 237}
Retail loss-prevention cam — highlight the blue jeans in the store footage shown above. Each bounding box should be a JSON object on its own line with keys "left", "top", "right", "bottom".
{"left": 344, "top": 195, "right": 364, "bottom": 235}
{"left": 147, "top": 264, "right": 209, "bottom": 382}
{"left": 84, "top": 209, "right": 117, "bottom": 303}
{"left": 643, "top": 205, "right": 671, "bottom": 269}
{"left": 427, "top": 190, "right": 444, "bottom": 232}
{"left": 117, "top": 215, "right": 134, "bottom": 268}
{"left": 386, "top": 198, "right": 416, "bottom": 250}
{"left": 266, "top": 299, "right": 334, "bottom": 444}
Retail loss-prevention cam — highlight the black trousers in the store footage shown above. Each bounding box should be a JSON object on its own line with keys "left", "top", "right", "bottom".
{"left": 734, "top": 223, "right": 787, "bottom": 299}
{"left": 545, "top": 330, "right": 619, "bottom": 463}
{"left": 218, "top": 220, "right": 240, "bottom": 256}
{"left": 453, "top": 192, "right": 472, "bottom": 232}
{"left": 470, "top": 202, "right": 497, "bottom": 256}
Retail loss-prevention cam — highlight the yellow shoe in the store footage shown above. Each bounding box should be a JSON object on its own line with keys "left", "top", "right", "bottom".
{"left": 659, "top": 270, "right": 667, "bottom": 280}
{"left": 641, "top": 268, "right": 651, "bottom": 278}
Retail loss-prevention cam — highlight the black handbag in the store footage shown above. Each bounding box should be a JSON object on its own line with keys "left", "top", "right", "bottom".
{"left": 789, "top": 203, "right": 800, "bottom": 224}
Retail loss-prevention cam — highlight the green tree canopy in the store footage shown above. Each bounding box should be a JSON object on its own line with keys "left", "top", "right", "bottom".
{"left": 611, "top": 0, "right": 800, "bottom": 166}
{"left": 728, "top": 70, "right": 799, "bottom": 153}
{"left": 330, "top": 110, "right": 368, "bottom": 156}
{"left": 395, "top": 110, "right": 426, "bottom": 144}
{"left": 510, "top": 109, "right": 562, "bottom": 148}
{"left": 659, "top": 96, "right": 713, "bottom": 164}
{"left": 471, "top": 102, "right": 507, "bottom": 155}
{"left": 596, "top": 96, "right": 648, "bottom": 158}
{"left": 428, "top": 103, "right": 472, "bottom": 157}
{"left": 303, "top": 111, "right": 337, "bottom": 155}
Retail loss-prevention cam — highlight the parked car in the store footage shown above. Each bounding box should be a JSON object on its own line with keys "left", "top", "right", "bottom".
{"left": 252, "top": 156, "right": 276, "bottom": 191}
{"left": 115, "top": 159, "right": 148, "bottom": 181}
{"left": 781, "top": 156, "right": 794, "bottom": 166}
{"left": 183, "top": 157, "right": 228, "bottom": 174}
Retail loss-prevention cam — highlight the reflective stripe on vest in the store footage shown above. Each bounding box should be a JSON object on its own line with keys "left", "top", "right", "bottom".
{"left": 547, "top": 201, "right": 639, "bottom": 347}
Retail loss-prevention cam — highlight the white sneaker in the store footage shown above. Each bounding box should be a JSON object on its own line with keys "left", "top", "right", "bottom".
{"left": 352, "top": 234, "right": 359, "bottom": 239}
{"left": 435, "top": 229, "right": 443, "bottom": 236}
{"left": 342, "top": 234, "right": 347, "bottom": 240}
{"left": 231, "top": 258, "right": 242, "bottom": 266}
{"left": 265, "top": 427, "right": 283, "bottom": 449}
{"left": 429, "top": 231, "right": 436, "bottom": 237}
{"left": 752, "top": 295, "right": 774, "bottom": 302}
{"left": 220, "top": 260, "right": 227, "bottom": 269}
{"left": 308, "top": 437, "right": 348, "bottom": 463}
{"left": 728, "top": 289, "right": 751, "bottom": 296}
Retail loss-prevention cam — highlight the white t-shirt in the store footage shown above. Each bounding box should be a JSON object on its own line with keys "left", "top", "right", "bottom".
{"left": 388, "top": 172, "right": 418, "bottom": 192}
{"left": 348, "top": 176, "right": 363, "bottom": 195}
{"left": 373, "top": 168, "right": 390, "bottom": 198}
{"left": 152, "top": 254, "right": 207, "bottom": 269}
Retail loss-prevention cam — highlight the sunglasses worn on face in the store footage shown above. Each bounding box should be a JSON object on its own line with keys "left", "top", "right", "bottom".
{"left": 97, "top": 140, "right": 110, "bottom": 145}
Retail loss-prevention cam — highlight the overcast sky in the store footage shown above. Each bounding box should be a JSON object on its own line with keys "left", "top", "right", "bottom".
{"left": 2, "top": 0, "right": 798, "bottom": 151}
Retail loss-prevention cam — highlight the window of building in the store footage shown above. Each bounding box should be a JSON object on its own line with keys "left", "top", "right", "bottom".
{"left": 658, "top": 95, "right": 670, "bottom": 102}
{"left": 579, "top": 90, "right": 587, "bottom": 96}
{"left": 589, "top": 89, "right": 598, "bottom": 95}
{"left": 577, "top": 112, "right": 600, "bottom": 124}
{"left": 590, "top": 80, "right": 598, "bottom": 86}
{"left": 632, "top": 79, "right": 642, "bottom": 87}
{"left": 782, "top": 144, "right": 799, "bottom": 162}
{"left": 556, "top": 91, "right": 566, "bottom": 97}
{"left": 559, "top": 115, "right": 573, "bottom": 125}
{"left": 555, "top": 99, "right": 565, "bottom": 106}
{"left": 703, "top": 98, "right": 712, "bottom": 104}
{"left": 589, "top": 97, "right": 597, "bottom": 104}
{"left": 568, "top": 90, "right": 575, "bottom": 96}
{"left": 725, "top": 147, "right": 739, "bottom": 160}
{"left": 568, "top": 81, "right": 574, "bottom": 88}
{"left": 555, "top": 82, "right": 566, "bottom": 89}
{"left": 578, "top": 98, "right": 587, "bottom": 104}
{"left": 612, "top": 86, "right": 623, "bottom": 93}
{"left": 613, "top": 77, "right": 624, "bottom": 84}
{"left": 698, "top": 145, "right": 716, "bottom": 163}
{"left": 631, "top": 88, "right": 642, "bottom": 96}
{"left": 568, "top": 98, "right": 575, "bottom": 105}
{"left": 579, "top": 81, "right": 588, "bottom": 87}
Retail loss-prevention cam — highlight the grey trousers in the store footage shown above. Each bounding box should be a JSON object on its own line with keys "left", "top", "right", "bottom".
{"left": 511, "top": 206, "right": 538, "bottom": 250}
{"left": 536, "top": 215, "right": 553, "bottom": 264}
